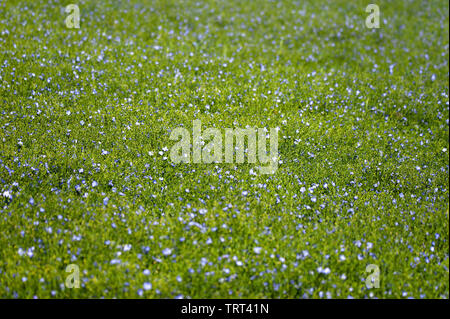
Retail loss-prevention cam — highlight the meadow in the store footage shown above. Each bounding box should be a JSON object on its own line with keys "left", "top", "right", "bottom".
{"left": 0, "top": 0, "right": 448, "bottom": 298}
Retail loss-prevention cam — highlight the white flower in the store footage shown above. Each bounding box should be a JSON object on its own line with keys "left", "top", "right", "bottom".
{"left": 143, "top": 282, "right": 152, "bottom": 290}
{"left": 26, "top": 247, "right": 35, "bottom": 258}
{"left": 253, "top": 247, "right": 262, "bottom": 254}
{"left": 317, "top": 266, "right": 331, "bottom": 275}
{"left": 2, "top": 190, "right": 12, "bottom": 199}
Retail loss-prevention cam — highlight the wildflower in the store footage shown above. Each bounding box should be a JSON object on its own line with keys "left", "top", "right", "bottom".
{"left": 143, "top": 282, "right": 152, "bottom": 290}
{"left": 253, "top": 247, "right": 262, "bottom": 254}
{"left": 2, "top": 190, "right": 12, "bottom": 199}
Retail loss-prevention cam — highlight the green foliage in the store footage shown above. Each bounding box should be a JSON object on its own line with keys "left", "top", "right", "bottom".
{"left": 0, "top": 0, "right": 448, "bottom": 298}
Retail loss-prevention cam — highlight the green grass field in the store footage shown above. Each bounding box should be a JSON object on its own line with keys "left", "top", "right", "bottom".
{"left": 0, "top": 0, "right": 448, "bottom": 298}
